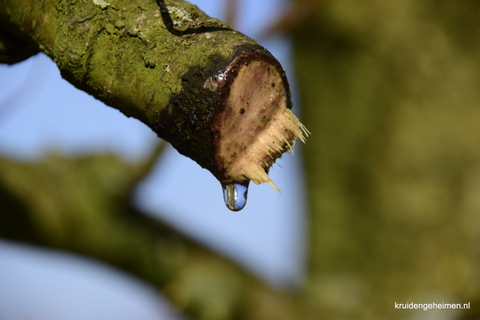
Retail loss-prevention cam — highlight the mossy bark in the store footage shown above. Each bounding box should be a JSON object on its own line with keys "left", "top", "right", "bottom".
{"left": 0, "top": 0, "right": 303, "bottom": 186}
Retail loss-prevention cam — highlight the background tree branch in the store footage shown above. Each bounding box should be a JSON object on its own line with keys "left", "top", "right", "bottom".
{"left": 0, "top": 148, "right": 307, "bottom": 320}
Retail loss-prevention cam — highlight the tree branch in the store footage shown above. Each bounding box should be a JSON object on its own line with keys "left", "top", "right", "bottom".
{"left": 0, "top": 0, "right": 307, "bottom": 194}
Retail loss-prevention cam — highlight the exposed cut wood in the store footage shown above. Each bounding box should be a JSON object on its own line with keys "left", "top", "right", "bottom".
{"left": 213, "top": 52, "right": 308, "bottom": 191}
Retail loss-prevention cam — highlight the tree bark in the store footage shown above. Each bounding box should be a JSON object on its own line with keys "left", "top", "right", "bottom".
{"left": 0, "top": 0, "right": 306, "bottom": 191}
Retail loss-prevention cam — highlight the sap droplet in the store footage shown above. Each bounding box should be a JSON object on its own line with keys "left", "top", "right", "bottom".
{"left": 222, "top": 182, "right": 249, "bottom": 211}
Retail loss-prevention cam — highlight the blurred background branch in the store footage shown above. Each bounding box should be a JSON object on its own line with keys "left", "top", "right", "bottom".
{"left": 0, "top": 147, "right": 303, "bottom": 320}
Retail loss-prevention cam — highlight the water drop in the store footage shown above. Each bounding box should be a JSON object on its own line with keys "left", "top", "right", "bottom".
{"left": 222, "top": 182, "right": 249, "bottom": 211}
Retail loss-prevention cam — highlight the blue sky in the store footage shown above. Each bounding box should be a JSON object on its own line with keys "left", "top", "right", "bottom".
{"left": 0, "top": 0, "right": 307, "bottom": 318}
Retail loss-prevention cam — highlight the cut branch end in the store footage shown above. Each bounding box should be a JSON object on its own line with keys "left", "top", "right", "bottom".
{"left": 213, "top": 51, "right": 308, "bottom": 192}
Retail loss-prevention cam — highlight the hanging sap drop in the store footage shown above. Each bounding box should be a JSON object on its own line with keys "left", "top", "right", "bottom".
{"left": 222, "top": 182, "right": 249, "bottom": 211}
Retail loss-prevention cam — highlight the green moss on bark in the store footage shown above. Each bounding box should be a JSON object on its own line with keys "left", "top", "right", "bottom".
{"left": 1, "top": 0, "right": 284, "bottom": 179}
